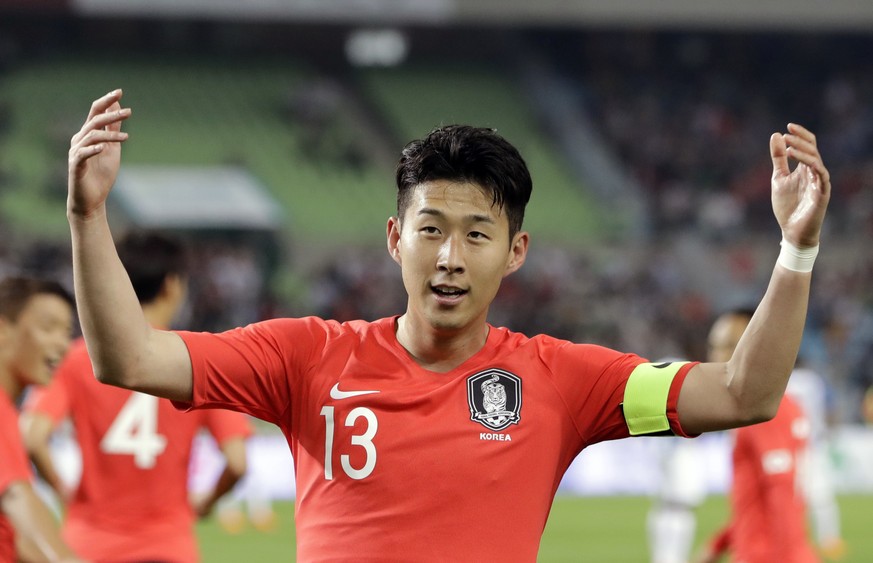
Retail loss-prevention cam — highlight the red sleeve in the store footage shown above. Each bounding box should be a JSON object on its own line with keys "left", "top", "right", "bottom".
{"left": 543, "top": 340, "right": 646, "bottom": 444}
{"left": 0, "top": 397, "right": 32, "bottom": 495}
{"left": 203, "top": 409, "right": 253, "bottom": 444}
{"left": 666, "top": 362, "right": 700, "bottom": 438}
{"left": 174, "top": 317, "right": 328, "bottom": 424}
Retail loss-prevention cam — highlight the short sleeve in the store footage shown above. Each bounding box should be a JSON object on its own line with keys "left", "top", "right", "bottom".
{"left": 0, "top": 399, "right": 32, "bottom": 495}
{"left": 174, "top": 317, "right": 328, "bottom": 424}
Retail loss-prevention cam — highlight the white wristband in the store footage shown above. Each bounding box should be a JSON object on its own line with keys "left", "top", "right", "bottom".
{"left": 777, "top": 238, "right": 819, "bottom": 273}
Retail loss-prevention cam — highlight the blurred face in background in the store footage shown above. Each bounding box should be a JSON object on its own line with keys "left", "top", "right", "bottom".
{"left": 707, "top": 312, "right": 751, "bottom": 363}
{"left": 1, "top": 293, "right": 73, "bottom": 389}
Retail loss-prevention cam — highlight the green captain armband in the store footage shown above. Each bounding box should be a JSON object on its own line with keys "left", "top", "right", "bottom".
{"left": 622, "top": 361, "right": 689, "bottom": 436}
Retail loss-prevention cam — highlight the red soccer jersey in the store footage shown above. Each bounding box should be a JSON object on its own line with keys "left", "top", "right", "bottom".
{"left": 727, "top": 395, "right": 818, "bottom": 563}
{"left": 0, "top": 388, "right": 33, "bottom": 562}
{"left": 25, "top": 338, "right": 252, "bottom": 563}
{"left": 177, "top": 316, "right": 694, "bottom": 561}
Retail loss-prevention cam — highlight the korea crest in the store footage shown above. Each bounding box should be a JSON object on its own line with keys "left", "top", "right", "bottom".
{"left": 467, "top": 369, "right": 522, "bottom": 431}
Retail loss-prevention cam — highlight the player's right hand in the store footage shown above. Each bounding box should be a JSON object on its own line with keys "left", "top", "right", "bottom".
{"left": 67, "top": 89, "right": 131, "bottom": 220}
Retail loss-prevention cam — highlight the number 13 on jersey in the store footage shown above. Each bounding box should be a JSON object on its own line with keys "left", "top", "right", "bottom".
{"left": 320, "top": 406, "right": 378, "bottom": 480}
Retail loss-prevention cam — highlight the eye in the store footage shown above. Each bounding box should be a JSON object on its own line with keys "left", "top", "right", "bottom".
{"left": 421, "top": 226, "right": 440, "bottom": 236}
{"left": 468, "top": 231, "right": 488, "bottom": 240}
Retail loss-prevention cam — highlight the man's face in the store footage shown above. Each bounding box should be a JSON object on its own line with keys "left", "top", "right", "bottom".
{"left": 387, "top": 180, "right": 528, "bottom": 334}
{"left": 4, "top": 294, "right": 73, "bottom": 387}
{"left": 707, "top": 313, "right": 750, "bottom": 363}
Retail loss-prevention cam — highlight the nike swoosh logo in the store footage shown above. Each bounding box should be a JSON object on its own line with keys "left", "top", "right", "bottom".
{"left": 329, "top": 383, "right": 380, "bottom": 400}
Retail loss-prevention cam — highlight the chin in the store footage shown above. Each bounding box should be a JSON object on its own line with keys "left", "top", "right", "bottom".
{"left": 427, "top": 313, "right": 470, "bottom": 333}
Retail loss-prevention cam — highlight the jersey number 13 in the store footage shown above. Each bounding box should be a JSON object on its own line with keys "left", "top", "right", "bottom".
{"left": 320, "top": 406, "right": 378, "bottom": 480}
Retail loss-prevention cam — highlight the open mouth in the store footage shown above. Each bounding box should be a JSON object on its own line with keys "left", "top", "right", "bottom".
{"left": 431, "top": 284, "right": 468, "bottom": 301}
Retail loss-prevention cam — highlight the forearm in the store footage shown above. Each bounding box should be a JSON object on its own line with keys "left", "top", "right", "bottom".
{"left": 22, "top": 415, "right": 67, "bottom": 501}
{"left": 1, "top": 482, "right": 79, "bottom": 562}
{"left": 29, "top": 448, "right": 67, "bottom": 502}
{"left": 69, "top": 208, "right": 153, "bottom": 388}
{"left": 196, "top": 438, "right": 247, "bottom": 517}
{"left": 726, "top": 264, "right": 811, "bottom": 421}
{"left": 198, "top": 467, "right": 244, "bottom": 517}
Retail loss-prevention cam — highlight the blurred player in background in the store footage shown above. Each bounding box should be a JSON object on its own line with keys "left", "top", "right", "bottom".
{"left": 650, "top": 311, "right": 845, "bottom": 562}
{"left": 647, "top": 310, "right": 755, "bottom": 563}
{"left": 787, "top": 362, "right": 846, "bottom": 559}
{"left": 21, "top": 232, "right": 252, "bottom": 563}
{"left": 694, "top": 310, "right": 819, "bottom": 563}
{"left": 0, "top": 276, "right": 82, "bottom": 562}
{"left": 65, "top": 89, "right": 830, "bottom": 560}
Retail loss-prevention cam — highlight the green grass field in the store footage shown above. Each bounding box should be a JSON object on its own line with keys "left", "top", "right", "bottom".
{"left": 197, "top": 494, "right": 873, "bottom": 561}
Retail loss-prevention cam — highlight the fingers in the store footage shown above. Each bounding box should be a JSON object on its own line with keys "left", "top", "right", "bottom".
{"left": 783, "top": 124, "right": 831, "bottom": 196}
{"left": 769, "top": 132, "right": 789, "bottom": 178}
{"left": 85, "top": 89, "right": 123, "bottom": 123}
{"left": 69, "top": 96, "right": 131, "bottom": 172}
{"left": 72, "top": 106, "right": 131, "bottom": 145}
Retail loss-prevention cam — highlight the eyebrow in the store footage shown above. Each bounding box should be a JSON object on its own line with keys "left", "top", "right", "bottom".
{"left": 418, "top": 208, "right": 496, "bottom": 225}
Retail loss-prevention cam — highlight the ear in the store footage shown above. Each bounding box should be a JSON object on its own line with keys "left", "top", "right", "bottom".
{"left": 386, "top": 216, "right": 402, "bottom": 266}
{"left": 503, "top": 231, "right": 529, "bottom": 278}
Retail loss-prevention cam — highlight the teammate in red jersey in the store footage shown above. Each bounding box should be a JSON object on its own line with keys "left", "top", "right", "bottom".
{"left": 66, "top": 89, "right": 830, "bottom": 560}
{"left": 0, "top": 277, "right": 82, "bottom": 562}
{"left": 21, "top": 232, "right": 251, "bottom": 563}
{"left": 695, "top": 310, "right": 819, "bottom": 563}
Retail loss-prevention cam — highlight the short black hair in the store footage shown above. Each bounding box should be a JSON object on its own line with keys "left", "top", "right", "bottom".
{"left": 117, "top": 231, "right": 187, "bottom": 305}
{"left": 0, "top": 277, "right": 74, "bottom": 321}
{"left": 395, "top": 125, "right": 533, "bottom": 239}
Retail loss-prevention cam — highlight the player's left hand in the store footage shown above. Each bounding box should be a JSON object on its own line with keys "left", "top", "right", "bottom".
{"left": 190, "top": 492, "right": 216, "bottom": 519}
{"left": 770, "top": 123, "right": 831, "bottom": 248}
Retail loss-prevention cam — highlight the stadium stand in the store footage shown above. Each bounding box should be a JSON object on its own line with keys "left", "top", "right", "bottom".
{"left": 0, "top": 20, "right": 872, "bottom": 423}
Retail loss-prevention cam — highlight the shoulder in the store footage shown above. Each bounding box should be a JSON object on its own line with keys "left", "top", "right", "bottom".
{"left": 490, "top": 327, "right": 640, "bottom": 373}
{"left": 227, "top": 316, "right": 386, "bottom": 340}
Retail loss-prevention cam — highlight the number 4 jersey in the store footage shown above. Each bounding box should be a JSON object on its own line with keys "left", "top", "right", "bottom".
{"left": 176, "top": 316, "right": 696, "bottom": 562}
{"left": 25, "top": 338, "right": 252, "bottom": 563}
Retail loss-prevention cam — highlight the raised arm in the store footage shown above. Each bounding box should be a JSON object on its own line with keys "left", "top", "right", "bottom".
{"left": 67, "top": 90, "right": 193, "bottom": 402}
{"left": 677, "top": 124, "right": 831, "bottom": 434}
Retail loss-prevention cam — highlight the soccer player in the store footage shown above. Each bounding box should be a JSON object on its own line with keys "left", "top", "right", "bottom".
{"left": 787, "top": 364, "right": 846, "bottom": 559}
{"left": 694, "top": 310, "right": 819, "bottom": 563}
{"left": 21, "top": 232, "right": 252, "bottom": 563}
{"left": 66, "top": 89, "right": 830, "bottom": 560}
{"left": 650, "top": 321, "right": 846, "bottom": 563}
{"left": 0, "top": 276, "right": 82, "bottom": 562}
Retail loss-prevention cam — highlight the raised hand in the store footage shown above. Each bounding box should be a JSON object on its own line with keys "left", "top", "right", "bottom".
{"left": 770, "top": 123, "right": 831, "bottom": 248}
{"left": 67, "top": 89, "right": 131, "bottom": 219}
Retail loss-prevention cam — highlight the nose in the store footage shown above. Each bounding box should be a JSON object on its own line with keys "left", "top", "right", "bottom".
{"left": 437, "top": 235, "right": 465, "bottom": 274}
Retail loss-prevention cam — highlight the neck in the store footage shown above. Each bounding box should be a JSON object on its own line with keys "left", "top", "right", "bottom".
{"left": 0, "top": 365, "right": 22, "bottom": 404}
{"left": 395, "top": 314, "right": 489, "bottom": 373}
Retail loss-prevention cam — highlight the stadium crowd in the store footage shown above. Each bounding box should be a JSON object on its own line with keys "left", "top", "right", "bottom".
{"left": 0, "top": 31, "right": 872, "bottom": 427}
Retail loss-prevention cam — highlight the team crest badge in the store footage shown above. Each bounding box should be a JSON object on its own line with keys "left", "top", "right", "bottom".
{"left": 467, "top": 369, "right": 522, "bottom": 431}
